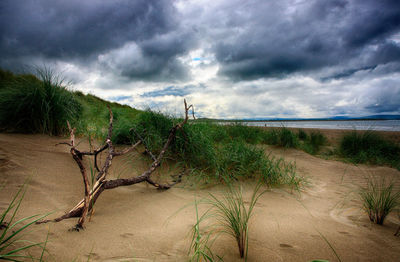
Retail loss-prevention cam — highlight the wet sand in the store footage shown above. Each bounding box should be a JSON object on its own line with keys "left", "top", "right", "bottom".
{"left": 0, "top": 133, "right": 399, "bottom": 261}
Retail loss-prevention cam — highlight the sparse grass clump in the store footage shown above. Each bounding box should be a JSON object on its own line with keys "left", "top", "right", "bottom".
{"left": 301, "top": 131, "right": 327, "bottom": 155}
{"left": 340, "top": 131, "right": 400, "bottom": 169}
{"left": 309, "top": 131, "right": 326, "bottom": 149}
{"left": 204, "top": 183, "right": 265, "bottom": 259}
{"left": 0, "top": 68, "right": 82, "bottom": 135}
{"left": 188, "top": 200, "right": 221, "bottom": 262}
{"left": 278, "top": 128, "right": 299, "bottom": 148}
{"left": 359, "top": 177, "right": 400, "bottom": 225}
{"left": 187, "top": 184, "right": 265, "bottom": 260}
{"left": 260, "top": 156, "right": 300, "bottom": 189}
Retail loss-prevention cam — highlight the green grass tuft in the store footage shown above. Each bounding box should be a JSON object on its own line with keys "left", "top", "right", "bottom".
{"left": 298, "top": 129, "right": 308, "bottom": 140}
{"left": 278, "top": 128, "right": 299, "bottom": 148}
{"left": 339, "top": 131, "right": 400, "bottom": 169}
{"left": 359, "top": 177, "right": 400, "bottom": 225}
{"left": 301, "top": 131, "right": 327, "bottom": 155}
{"left": 216, "top": 140, "right": 265, "bottom": 181}
{"left": 205, "top": 183, "right": 265, "bottom": 260}
{"left": 224, "top": 123, "right": 263, "bottom": 144}
{"left": 0, "top": 68, "right": 82, "bottom": 135}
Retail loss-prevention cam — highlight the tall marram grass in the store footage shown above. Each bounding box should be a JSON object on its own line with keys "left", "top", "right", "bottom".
{"left": 175, "top": 123, "right": 218, "bottom": 171}
{"left": 0, "top": 68, "right": 82, "bottom": 135}
{"left": 207, "top": 183, "right": 265, "bottom": 259}
{"left": 359, "top": 177, "right": 400, "bottom": 225}
{"left": 340, "top": 131, "right": 400, "bottom": 169}
{"left": 224, "top": 123, "right": 263, "bottom": 144}
{"left": 260, "top": 128, "right": 299, "bottom": 148}
{"left": 190, "top": 183, "right": 265, "bottom": 260}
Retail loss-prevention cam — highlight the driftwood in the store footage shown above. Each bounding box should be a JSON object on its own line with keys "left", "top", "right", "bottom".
{"left": 38, "top": 100, "right": 194, "bottom": 230}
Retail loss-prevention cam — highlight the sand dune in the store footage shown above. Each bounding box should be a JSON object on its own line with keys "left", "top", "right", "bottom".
{"left": 0, "top": 133, "right": 399, "bottom": 261}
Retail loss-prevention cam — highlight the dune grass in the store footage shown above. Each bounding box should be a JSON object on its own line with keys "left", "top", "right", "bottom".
{"left": 298, "top": 129, "right": 308, "bottom": 140}
{"left": 120, "top": 116, "right": 302, "bottom": 187}
{"left": 206, "top": 183, "right": 265, "bottom": 260}
{"left": 224, "top": 123, "right": 264, "bottom": 144}
{"left": 0, "top": 184, "right": 49, "bottom": 261}
{"left": 188, "top": 200, "right": 222, "bottom": 262}
{"left": 277, "top": 128, "right": 299, "bottom": 148}
{"left": 359, "top": 177, "right": 400, "bottom": 225}
{"left": 187, "top": 183, "right": 265, "bottom": 260}
{"left": 0, "top": 68, "right": 82, "bottom": 135}
{"left": 339, "top": 131, "right": 400, "bottom": 169}
{"left": 301, "top": 131, "right": 327, "bottom": 155}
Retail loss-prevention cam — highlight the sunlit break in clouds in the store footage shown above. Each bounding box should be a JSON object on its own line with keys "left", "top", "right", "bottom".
{"left": 1, "top": 0, "right": 400, "bottom": 119}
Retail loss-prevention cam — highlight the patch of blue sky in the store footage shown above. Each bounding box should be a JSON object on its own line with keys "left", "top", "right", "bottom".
{"left": 109, "top": 95, "right": 131, "bottom": 101}
{"left": 141, "top": 86, "right": 190, "bottom": 97}
{"left": 192, "top": 57, "right": 204, "bottom": 61}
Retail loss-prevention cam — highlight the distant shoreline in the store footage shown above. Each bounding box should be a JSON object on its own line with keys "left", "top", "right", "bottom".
{"left": 202, "top": 119, "right": 400, "bottom": 132}
{"left": 201, "top": 118, "right": 400, "bottom": 122}
{"left": 261, "top": 126, "right": 400, "bottom": 145}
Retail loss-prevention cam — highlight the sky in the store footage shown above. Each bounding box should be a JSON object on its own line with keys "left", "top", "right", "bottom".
{"left": 1, "top": 0, "right": 400, "bottom": 119}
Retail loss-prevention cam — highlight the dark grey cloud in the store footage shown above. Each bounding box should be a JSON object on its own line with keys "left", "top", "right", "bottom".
{"left": 364, "top": 81, "right": 400, "bottom": 113}
{"left": 0, "top": 0, "right": 174, "bottom": 58}
{"left": 320, "top": 66, "right": 377, "bottom": 81}
{"left": 98, "top": 30, "right": 197, "bottom": 81}
{"left": 0, "top": 0, "right": 196, "bottom": 80}
{"left": 342, "top": 0, "right": 400, "bottom": 48}
{"left": 211, "top": 0, "right": 400, "bottom": 80}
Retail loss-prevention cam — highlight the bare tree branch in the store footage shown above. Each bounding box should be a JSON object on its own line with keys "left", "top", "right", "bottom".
{"left": 37, "top": 100, "right": 194, "bottom": 229}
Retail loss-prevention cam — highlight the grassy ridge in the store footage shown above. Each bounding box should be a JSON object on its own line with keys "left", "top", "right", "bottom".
{"left": 1, "top": 68, "right": 398, "bottom": 177}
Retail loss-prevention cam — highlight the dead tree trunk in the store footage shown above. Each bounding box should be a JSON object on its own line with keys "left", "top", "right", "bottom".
{"left": 38, "top": 100, "right": 194, "bottom": 230}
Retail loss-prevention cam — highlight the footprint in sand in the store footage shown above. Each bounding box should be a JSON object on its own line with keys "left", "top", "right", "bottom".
{"left": 86, "top": 252, "right": 101, "bottom": 260}
{"left": 279, "top": 243, "right": 293, "bottom": 248}
{"left": 120, "top": 232, "right": 134, "bottom": 238}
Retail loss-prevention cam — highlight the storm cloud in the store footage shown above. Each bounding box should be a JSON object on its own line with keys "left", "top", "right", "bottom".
{"left": 211, "top": 0, "right": 400, "bottom": 80}
{"left": 0, "top": 0, "right": 195, "bottom": 80}
{"left": 1, "top": 0, "right": 399, "bottom": 118}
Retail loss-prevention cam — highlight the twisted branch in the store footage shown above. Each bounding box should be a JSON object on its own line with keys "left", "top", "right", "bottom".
{"left": 38, "top": 100, "right": 194, "bottom": 229}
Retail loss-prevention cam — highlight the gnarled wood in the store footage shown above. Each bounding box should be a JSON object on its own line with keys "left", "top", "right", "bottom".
{"left": 38, "top": 100, "right": 193, "bottom": 229}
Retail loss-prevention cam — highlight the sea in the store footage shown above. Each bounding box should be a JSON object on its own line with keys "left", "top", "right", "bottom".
{"left": 240, "top": 120, "right": 400, "bottom": 132}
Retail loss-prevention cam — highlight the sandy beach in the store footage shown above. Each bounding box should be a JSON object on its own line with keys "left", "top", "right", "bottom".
{"left": 1, "top": 131, "right": 399, "bottom": 261}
